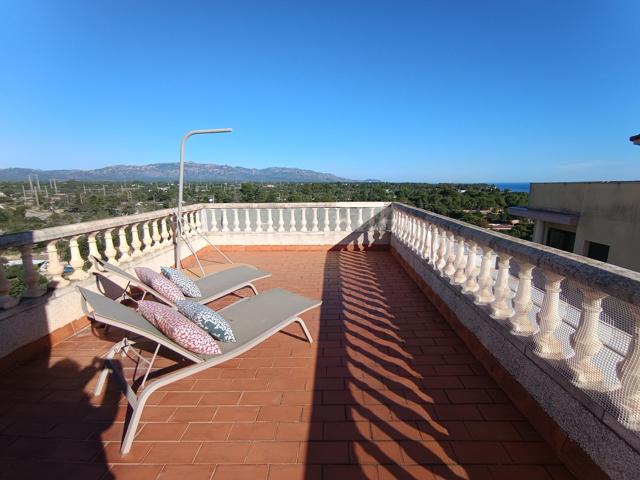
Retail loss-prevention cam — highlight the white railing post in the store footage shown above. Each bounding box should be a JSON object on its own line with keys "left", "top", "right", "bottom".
{"left": 510, "top": 261, "right": 535, "bottom": 335}
{"left": 443, "top": 232, "right": 457, "bottom": 278}
{"left": 161, "top": 218, "right": 171, "bottom": 243}
{"left": 289, "top": 208, "right": 297, "bottom": 232}
{"left": 474, "top": 246, "right": 495, "bottom": 305}
{"left": 300, "top": 208, "right": 308, "bottom": 232}
{"left": 335, "top": 207, "right": 342, "bottom": 232}
{"left": 267, "top": 208, "right": 275, "bottom": 232}
{"left": 46, "top": 240, "right": 70, "bottom": 287}
{"left": 430, "top": 226, "right": 440, "bottom": 267}
{"left": 152, "top": 220, "right": 162, "bottom": 249}
{"left": 323, "top": 208, "right": 330, "bottom": 232}
{"left": 357, "top": 207, "right": 364, "bottom": 231}
{"left": 87, "top": 233, "right": 101, "bottom": 272}
{"left": 67, "top": 235, "right": 89, "bottom": 281}
{"left": 533, "top": 271, "right": 565, "bottom": 359}
{"left": 490, "top": 254, "right": 513, "bottom": 319}
{"left": 0, "top": 258, "right": 19, "bottom": 309}
{"left": 277, "top": 208, "right": 285, "bottom": 233}
{"left": 130, "top": 223, "right": 143, "bottom": 257}
{"left": 20, "top": 245, "right": 46, "bottom": 298}
{"left": 461, "top": 241, "right": 478, "bottom": 294}
{"left": 232, "top": 209, "right": 240, "bottom": 232}
{"left": 117, "top": 227, "right": 131, "bottom": 262}
{"left": 423, "top": 223, "right": 431, "bottom": 260}
{"left": 311, "top": 208, "right": 319, "bottom": 232}
{"left": 104, "top": 228, "right": 119, "bottom": 264}
{"left": 221, "top": 209, "right": 229, "bottom": 232}
{"left": 141, "top": 223, "right": 153, "bottom": 254}
{"left": 345, "top": 207, "right": 352, "bottom": 232}
{"left": 569, "top": 285, "right": 609, "bottom": 390}
{"left": 243, "top": 208, "right": 252, "bottom": 232}
{"left": 453, "top": 236, "right": 467, "bottom": 284}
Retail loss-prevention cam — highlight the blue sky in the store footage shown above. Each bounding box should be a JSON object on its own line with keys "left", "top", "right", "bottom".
{"left": 0, "top": 1, "right": 638, "bottom": 182}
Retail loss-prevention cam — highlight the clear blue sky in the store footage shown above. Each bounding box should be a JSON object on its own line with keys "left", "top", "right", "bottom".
{"left": 1, "top": 1, "right": 638, "bottom": 182}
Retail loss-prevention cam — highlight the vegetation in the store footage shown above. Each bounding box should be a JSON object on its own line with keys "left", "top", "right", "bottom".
{"left": 0, "top": 180, "right": 532, "bottom": 238}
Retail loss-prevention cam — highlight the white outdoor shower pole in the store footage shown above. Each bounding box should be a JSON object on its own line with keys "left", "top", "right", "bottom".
{"left": 176, "top": 128, "right": 232, "bottom": 269}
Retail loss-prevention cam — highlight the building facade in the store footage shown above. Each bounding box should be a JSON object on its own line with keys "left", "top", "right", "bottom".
{"left": 509, "top": 181, "right": 640, "bottom": 272}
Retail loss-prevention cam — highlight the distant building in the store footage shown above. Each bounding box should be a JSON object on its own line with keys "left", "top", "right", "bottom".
{"left": 508, "top": 182, "right": 640, "bottom": 272}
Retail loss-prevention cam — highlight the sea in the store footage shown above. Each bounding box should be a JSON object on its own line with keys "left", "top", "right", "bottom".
{"left": 492, "top": 182, "right": 530, "bottom": 193}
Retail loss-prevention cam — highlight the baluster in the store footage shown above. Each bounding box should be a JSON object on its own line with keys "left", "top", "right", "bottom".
{"left": 181, "top": 214, "right": 191, "bottom": 236}
{"left": 300, "top": 208, "right": 308, "bottom": 232}
{"left": 289, "top": 208, "right": 297, "bottom": 232}
{"left": 430, "top": 226, "right": 440, "bottom": 267}
{"left": 423, "top": 224, "right": 432, "bottom": 260}
{"left": 323, "top": 208, "right": 330, "bottom": 232}
{"left": 67, "top": 235, "right": 89, "bottom": 280}
{"left": 161, "top": 218, "right": 171, "bottom": 243}
{"left": 46, "top": 241, "right": 70, "bottom": 287}
{"left": 229, "top": 209, "right": 238, "bottom": 232}
{"left": 130, "top": 223, "right": 143, "bottom": 257}
{"left": 569, "top": 285, "right": 609, "bottom": 389}
{"left": 510, "top": 260, "right": 535, "bottom": 335}
{"left": 190, "top": 212, "right": 198, "bottom": 236}
{"left": 104, "top": 228, "right": 119, "bottom": 263}
{"left": 243, "top": 208, "right": 252, "bottom": 232}
{"left": 0, "top": 258, "right": 19, "bottom": 309}
{"left": 152, "top": 220, "right": 162, "bottom": 248}
{"left": 118, "top": 227, "right": 131, "bottom": 262}
{"left": 490, "top": 254, "right": 513, "bottom": 319}
{"left": 410, "top": 218, "right": 418, "bottom": 251}
{"left": 462, "top": 241, "right": 479, "bottom": 294}
{"left": 474, "top": 246, "right": 495, "bottom": 304}
{"left": 453, "top": 236, "right": 467, "bottom": 284}
{"left": 311, "top": 208, "right": 319, "bottom": 232}
{"left": 277, "top": 208, "right": 285, "bottom": 233}
{"left": 194, "top": 210, "right": 203, "bottom": 233}
{"left": 400, "top": 213, "right": 407, "bottom": 242}
{"left": 436, "top": 229, "right": 448, "bottom": 271}
{"left": 617, "top": 306, "right": 640, "bottom": 427}
{"left": 416, "top": 221, "right": 424, "bottom": 256}
{"left": 258, "top": 209, "right": 266, "bottom": 232}
{"left": 368, "top": 207, "right": 376, "bottom": 230}
{"left": 141, "top": 222, "right": 153, "bottom": 254}
{"left": 87, "top": 233, "right": 101, "bottom": 272}
{"left": 357, "top": 208, "right": 364, "bottom": 230}
{"left": 266, "top": 208, "right": 275, "bottom": 232}
{"left": 221, "top": 209, "right": 230, "bottom": 232}
{"left": 443, "top": 232, "right": 457, "bottom": 278}
{"left": 532, "top": 271, "right": 565, "bottom": 358}
{"left": 345, "top": 208, "right": 352, "bottom": 232}
{"left": 186, "top": 212, "right": 196, "bottom": 236}
{"left": 20, "top": 245, "right": 46, "bottom": 297}
{"left": 209, "top": 209, "right": 219, "bottom": 232}
{"left": 335, "top": 207, "right": 342, "bottom": 232}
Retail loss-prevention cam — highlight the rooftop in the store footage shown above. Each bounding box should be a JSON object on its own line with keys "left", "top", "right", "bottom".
{"left": 0, "top": 249, "right": 571, "bottom": 479}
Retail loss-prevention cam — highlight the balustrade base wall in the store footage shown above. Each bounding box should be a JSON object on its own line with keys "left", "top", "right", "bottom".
{"left": 391, "top": 236, "right": 639, "bottom": 480}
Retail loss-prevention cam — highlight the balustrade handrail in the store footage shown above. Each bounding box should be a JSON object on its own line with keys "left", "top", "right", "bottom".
{"left": 203, "top": 201, "right": 390, "bottom": 209}
{"left": 393, "top": 202, "right": 640, "bottom": 307}
{"left": 0, "top": 204, "right": 204, "bottom": 249}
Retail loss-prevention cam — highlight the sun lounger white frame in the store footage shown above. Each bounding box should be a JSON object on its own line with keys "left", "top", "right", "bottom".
{"left": 78, "top": 286, "right": 320, "bottom": 454}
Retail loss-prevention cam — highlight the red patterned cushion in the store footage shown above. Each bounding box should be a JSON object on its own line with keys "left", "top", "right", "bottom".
{"left": 137, "top": 300, "right": 221, "bottom": 355}
{"left": 134, "top": 267, "right": 185, "bottom": 303}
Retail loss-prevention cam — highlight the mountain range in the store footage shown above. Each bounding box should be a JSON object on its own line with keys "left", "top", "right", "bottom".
{"left": 0, "top": 162, "right": 355, "bottom": 183}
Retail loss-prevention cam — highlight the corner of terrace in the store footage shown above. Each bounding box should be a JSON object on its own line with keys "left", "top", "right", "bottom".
{"left": 1, "top": 202, "right": 639, "bottom": 479}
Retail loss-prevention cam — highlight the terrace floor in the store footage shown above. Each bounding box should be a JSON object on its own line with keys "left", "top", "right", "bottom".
{"left": 0, "top": 250, "right": 573, "bottom": 480}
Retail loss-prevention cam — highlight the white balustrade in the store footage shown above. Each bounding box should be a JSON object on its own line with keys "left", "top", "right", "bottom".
{"left": 461, "top": 241, "right": 478, "bottom": 294}
{"left": 452, "top": 236, "right": 467, "bottom": 284}
{"left": 67, "top": 235, "right": 89, "bottom": 281}
{"left": 490, "top": 254, "right": 513, "bottom": 320}
{"left": 141, "top": 223, "right": 153, "bottom": 254}
{"left": 104, "top": 229, "right": 119, "bottom": 263}
{"left": 311, "top": 208, "right": 319, "bottom": 232}
{"left": 474, "top": 246, "right": 495, "bottom": 305}
{"left": 335, "top": 207, "right": 343, "bottom": 232}
{"left": 161, "top": 218, "right": 171, "bottom": 243}
{"left": 20, "top": 245, "right": 46, "bottom": 298}
{"left": 569, "top": 285, "right": 609, "bottom": 390}
{"left": 323, "top": 208, "right": 330, "bottom": 232}
{"left": 436, "top": 229, "right": 448, "bottom": 272}
{"left": 267, "top": 209, "right": 275, "bottom": 232}
{"left": 117, "top": 227, "right": 132, "bottom": 262}
{"left": 430, "top": 226, "right": 440, "bottom": 267}
{"left": 244, "top": 209, "right": 252, "bottom": 232}
{"left": 357, "top": 207, "right": 364, "bottom": 230}
{"left": 423, "top": 224, "right": 431, "bottom": 260}
{"left": 443, "top": 232, "right": 457, "bottom": 278}
{"left": 617, "top": 307, "right": 640, "bottom": 427}
{"left": 300, "top": 208, "right": 308, "bottom": 232}
{"left": 289, "top": 209, "right": 297, "bottom": 232}
{"left": 46, "top": 240, "right": 69, "bottom": 287}
{"left": 345, "top": 208, "right": 352, "bottom": 232}
{"left": 221, "top": 210, "right": 229, "bottom": 232}
{"left": 533, "top": 271, "right": 565, "bottom": 359}
{"left": 277, "top": 209, "right": 285, "bottom": 233}
{"left": 130, "top": 224, "right": 143, "bottom": 257}
{"left": 510, "top": 261, "right": 535, "bottom": 335}
{"left": 232, "top": 209, "right": 240, "bottom": 232}
{"left": 87, "top": 233, "right": 101, "bottom": 272}
{"left": 151, "top": 220, "right": 162, "bottom": 249}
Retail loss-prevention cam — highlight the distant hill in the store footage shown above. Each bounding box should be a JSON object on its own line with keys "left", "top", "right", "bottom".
{"left": 0, "top": 162, "right": 353, "bottom": 183}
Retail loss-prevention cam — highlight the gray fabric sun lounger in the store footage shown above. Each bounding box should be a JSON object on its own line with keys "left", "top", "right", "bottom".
{"left": 78, "top": 286, "right": 320, "bottom": 454}
{"left": 91, "top": 256, "right": 271, "bottom": 306}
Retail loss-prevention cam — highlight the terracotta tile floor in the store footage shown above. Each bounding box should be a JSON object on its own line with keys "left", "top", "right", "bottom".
{"left": 0, "top": 250, "right": 574, "bottom": 480}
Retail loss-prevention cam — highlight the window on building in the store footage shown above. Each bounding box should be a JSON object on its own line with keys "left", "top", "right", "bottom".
{"left": 586, "top": 241, "right": 610, "bottom": 263}
{"left": 546, "top": 228, "right": 575, "bottom": 253}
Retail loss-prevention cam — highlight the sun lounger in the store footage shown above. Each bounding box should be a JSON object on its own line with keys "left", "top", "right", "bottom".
{"left": 90, "top": 256, "right": 271, "bottom": 306}
{"left": 78, "top": 286, "right": 320, "bottom": 454}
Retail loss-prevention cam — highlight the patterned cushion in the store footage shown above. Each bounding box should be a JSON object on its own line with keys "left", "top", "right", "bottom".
{"left": 161, "top": 266, "right": 202, "bottom": 297}
{"left": 134, "top": 267, "right": 185, "bottom": 303}
{"left": 176, "top": 299, "right": 236, "bottom": 343}
{"left": 137, "top": 300, "right": 221, "bottom": 355}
